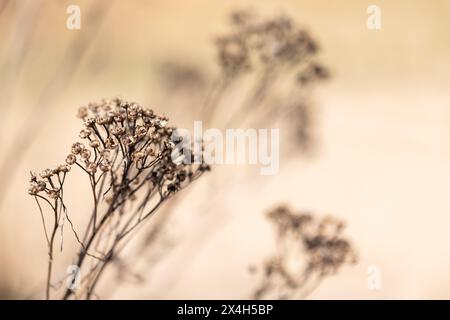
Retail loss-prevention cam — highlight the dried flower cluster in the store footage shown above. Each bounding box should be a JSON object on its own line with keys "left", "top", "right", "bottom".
{"left": 253, "top": 205, "right": 357, "bottom": 299}
{"left": 156, "top": 10, "right": 328, "bottom": 139}
{"left": 217, "top": 10, "right": 329, "bottom": 83}
{"left": 29, "top": 98, "right": 208, "bottom": 299}
{"left": 196, "top": 10, "right": 330, "bottom": 136}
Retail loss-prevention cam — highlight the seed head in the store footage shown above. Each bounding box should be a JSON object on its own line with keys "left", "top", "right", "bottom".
{"left": 99, "top": 161, "right": 111, "bottom": 172}
{"left": 58, "top": 164, "right": 71, "bottom": 173}
{"left": 132, "top": 151, "right": 145, "bottom": 162}
{"left": 111, "top": 126, "right": 126, "bottom": 136}
{"left": 28, "top": 186, "right": 39, "bottom": 195}
{"left": 79, "top": 129, "right": 92, "bottom": 139}
{"left": 66, "top": 154, "right": 76, "bottom": 165}
{"left": 105, "top": 137, "right": 118, "bottom": 150}
{"left": 89, "top": 140, "right": 100, "bottom": 149}
{"left": 77, "top": 106, "right": 88, "bottom": 119}
{"left": 40, "top": 169, "right": 53, "bottom": 179}
{"left": 86, "top": 162, "right": 97, "bottom": 174}
{"left": 122, "top": 134, "right": 135, "bottom": 146}
{"left": 36, "top": 180, "right": 47, "bottom": 191}
{"left": 71, "top": 142, "right": 84, "bottom": 155}
{"left": 80, "top": 149, "right": 91, "bottom": 160}
{"left": 48, "top": 190, "right": 59, "bottom": 199}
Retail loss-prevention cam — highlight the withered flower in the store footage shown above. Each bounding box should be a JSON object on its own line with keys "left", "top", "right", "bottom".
{"left": 28, "top": 98, "right": 208, "bottom": 300}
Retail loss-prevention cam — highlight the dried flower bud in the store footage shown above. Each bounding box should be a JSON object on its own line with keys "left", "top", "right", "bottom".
{"left": 96, "top": 116, "right": 111, "bottom": 125}
{"left": 135, "top": 126, "right": 147, "bottom": 137}
{"left": 120, "top": 101, "right": 130, "bottom": 109}
{"left": 128, "top": 111, "right": 138, "bottom": 121}
{"left": 84, "top": 118, "right": 96, "bottom": 127}
{"left": 144, "top": 109, "right": 154, "bottom": 118}
{"left": 40, "top": 169, "right": 53, "bottom": 179}
{"left": 86, "top": 162, "right": 97, "bottom": 174}
{"left": 111, "top": 126, "right": 125, "bottom": 136}
{"left": 77, "top": 106, "right": 88, "bottom": 119}
{"left": 89, "top": 102, "right": 102, "bottom": 113}
{"left": 132, "top": 151, "right": 145, "bottom": 162}
{"left": 177, "top": 171, "right": 187, "bottom": 182}
{"left": 164, "top": 140, "right": 175, "bottom": 150}
{"left": 89, "top": 140, "right": 100, "bottom": 149}
{"left": 114, "top": 113, "right": 126, "bottom": 122}
{"left": 71, "top": 142, "right": 84, "bottom": 155}
{"left": 129, "top": 103, "right": 140, "bottom": 112}
{"left": 100, "top": 149, "right": 111, "bottom": 160}
{"left": 58, "top": 165, "right": 71, "bottom": 173}
{"left": 165, "top": 173, "right": 174, "bottom": 180}
{"left": 105, "top": 137, "right": 118, "bottom": 150}
{"left": 145, "top": 146, "right": 155, "bottom": 156}
{"left": 153, "top": 118, "right": 167, "bottom": 128}
{"left": 167, "top": 183, "right": 179, "bottom": 193}
{"left": 36, "top": 180, "right": 47, "bottom": 191}
{"left": 99, "top": 161, "right": 111, "bottom": 172}
{"left": 30, "top": 172, "right": 37, "bottom": 183}
{"left": 122, "top": 134, "right": 135, "bottom": 146}
{"left": 80, "top": 149, "right": 91, "bottom": 160}
{"left": 28, "top": 186, "right": 39, "bottom": 195}
{"left": 48, "top": 190, "right": 59, "bottom": 199}
{"left": 66, "top": 154, "right": 77, "bottom": 165}
{"left": 79, "top": 129, "right": 92, "bottom": 139}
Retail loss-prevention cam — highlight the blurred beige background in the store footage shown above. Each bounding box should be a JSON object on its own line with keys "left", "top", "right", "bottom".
{"left": 1, "top": 0, "right": 450, "bottom": 299}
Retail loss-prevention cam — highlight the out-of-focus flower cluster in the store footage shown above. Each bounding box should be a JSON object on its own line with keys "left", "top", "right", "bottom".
{"left": 268, "top": 206, "right": 357, "bottom": 275}
{"left": 216, "top": 10, "right": 329, "bottom": 84}
{"left": 253, "top": 205, "right": 357, "bottom": 299}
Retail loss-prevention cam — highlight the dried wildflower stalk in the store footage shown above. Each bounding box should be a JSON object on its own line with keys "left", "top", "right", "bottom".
{"left": 252, "top": 206, "right": 357, "bottom": 299}
{"left": 207, "top": 9, "right": 329, "bottom": 129}
{"left": 28, "top": 98, "right": 209, "bottom": 300}
{"left": 157, "top": 10, "right": 328, "bottom": 133}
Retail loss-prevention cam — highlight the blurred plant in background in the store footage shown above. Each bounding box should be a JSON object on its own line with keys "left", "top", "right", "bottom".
{"left": 155, "top": 9, "right": 329, "bottom": 140}
{"left": 252, "top": 205, "right": 357, "bottom": 299}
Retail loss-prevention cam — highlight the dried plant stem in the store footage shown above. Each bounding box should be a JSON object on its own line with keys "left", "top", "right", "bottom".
{"left": 85, "top": 200, "right": 164, "bottom": 299}
{"left": 62, "top": 195, "right": 165, "bottom": 300}
{"left": 44, "top": 200, "right": 58, "bottom": 300}
{"left": 62, "top": 198, "right": 117, "bottom": 300}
